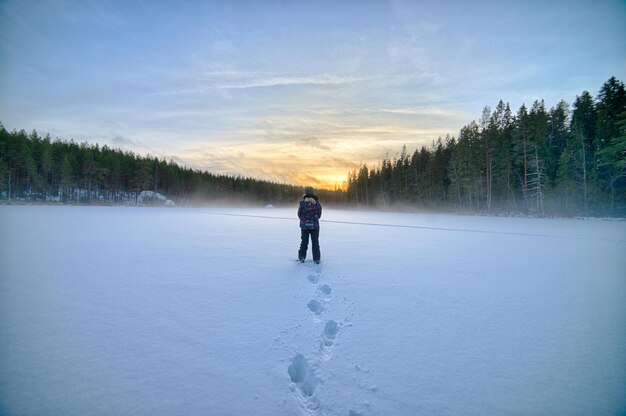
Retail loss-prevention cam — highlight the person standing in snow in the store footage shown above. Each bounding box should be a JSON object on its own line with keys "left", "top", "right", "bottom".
{"left": 298, "top": 186, "right": 322, "bottom": 263}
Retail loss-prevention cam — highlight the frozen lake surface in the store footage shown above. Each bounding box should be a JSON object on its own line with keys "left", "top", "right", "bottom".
{"left": 1, "top": 205, "right": 625, "bottom": 415}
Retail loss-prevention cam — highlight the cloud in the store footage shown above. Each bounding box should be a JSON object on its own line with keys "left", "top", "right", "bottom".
{"left": 112, "top": 134, "right": 135, "bottom": 146}
{"left": 170, "top": 155, "right": 188, "bottom": 166}
{"left": 377, "top": 107, "right": 455, "bottom": 116}
{"left": 290, "top": 173, "right": 322, "bottom": 187}
{"left": 214, "top": 74, "right": 365, "bottom": 90}
{"left": 299, "top": 136, "right": 331, "bottom": 151}
{"left": 153, "top": 71, "right": 365, "bottom": 97}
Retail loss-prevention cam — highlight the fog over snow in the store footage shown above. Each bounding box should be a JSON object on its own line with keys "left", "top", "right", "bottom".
{"left": 1, "top": 206, "right": 625, "bottom": 415}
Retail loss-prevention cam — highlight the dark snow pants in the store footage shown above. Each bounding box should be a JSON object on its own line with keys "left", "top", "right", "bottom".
{"left": 299, "top": 229, "right": 320, "bottom": 262}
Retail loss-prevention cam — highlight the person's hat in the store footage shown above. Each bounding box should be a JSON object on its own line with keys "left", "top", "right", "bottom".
{"left": 304, "top": 186, "right": 315, "bottom": 195}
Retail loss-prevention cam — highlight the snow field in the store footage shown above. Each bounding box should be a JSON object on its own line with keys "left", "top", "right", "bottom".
{"left": 1, "top": 205, "right": 625, "bottom": 416}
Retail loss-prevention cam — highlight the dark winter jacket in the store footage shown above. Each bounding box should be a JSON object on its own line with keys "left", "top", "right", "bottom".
{"left": 298, "top": 194, "right": 322, "bottom": 230}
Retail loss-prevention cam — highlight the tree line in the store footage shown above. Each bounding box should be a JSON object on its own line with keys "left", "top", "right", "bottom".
{"left": 0, "top": 127, "right": 346, "bottom": 206}
{"left": 347, "top": 77, "right": 626, "bottom": 216}
{"left": 1, "top": 76, "right": 624, "bottom": 215}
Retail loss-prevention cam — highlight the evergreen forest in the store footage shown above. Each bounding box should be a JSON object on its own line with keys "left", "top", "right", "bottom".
{"left": 0, "top": 127, "right": 345, "bottom": 206}
{"left": 1, "top": 77, "right": 624, "bottom": 216}
{"left": 347, "top": 77, "right": 626, "bottom": 216}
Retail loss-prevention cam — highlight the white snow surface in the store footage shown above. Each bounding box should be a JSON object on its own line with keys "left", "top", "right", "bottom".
{"left": 1, "top": 205, "right": 625, "bottom": 416}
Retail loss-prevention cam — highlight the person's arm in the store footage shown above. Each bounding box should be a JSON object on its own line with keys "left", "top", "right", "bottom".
{"left": 298, "top": 202, "right": 303, "bottom": 219}
{"left": 317, "top": 202, "right": 322, "bottom": 219}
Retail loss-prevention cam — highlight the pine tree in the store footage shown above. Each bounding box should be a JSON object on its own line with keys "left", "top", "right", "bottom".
{"left": 40, "top": 143, "right": 54, "bottom": 199}
{"left": 60, "top": 154, "right": 74, "bottom": 201}
{"left": 132, "top": 160, "right": 154, "bottom": 201}
{"left": 596, "top": 109, "right": 626, "bottom": 213}
{"left": 547, "top": 100, "right": 569, "bottom": 183}
{"left": 570, "top": 92, "right": 598, "bottom": 210}
{"left": 512, "top": 104, "right": 530, "bottom": 211}
{"left": 595, "top": 77, "right": 626, "bottom": 212}
{"left": 526, "top": 143, "right": 546, "bottom": 216}
{"left": 449, "top": 123, "right": 478, "bottom": 212}
{"left": 595, "top": 77, "right": 626, "bottom": 151}
{"left": 0, "top": 157, "right": 7, "bottom": 198}
{"left": 572, "top": 91, "right": 597, "bottom": 147}
{"left": 557, "top": 124, "right": 588, "bottom": 214}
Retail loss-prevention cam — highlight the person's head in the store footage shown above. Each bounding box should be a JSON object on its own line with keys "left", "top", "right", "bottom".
{"left": 304, "top": 186, "right": 315, "bottom": 196}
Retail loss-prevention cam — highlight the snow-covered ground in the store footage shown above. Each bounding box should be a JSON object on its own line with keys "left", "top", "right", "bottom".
{"left": 1, "top": 205, "right": 625, "bottom": 416}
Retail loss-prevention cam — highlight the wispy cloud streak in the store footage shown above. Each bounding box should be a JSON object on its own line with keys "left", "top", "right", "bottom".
{"left": 215, "top": 74, "right": 365, "bottom": 90}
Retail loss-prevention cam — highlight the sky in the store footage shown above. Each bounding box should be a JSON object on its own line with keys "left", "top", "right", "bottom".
{"left": 1, "top": 0, "right": 625, "bottom": 189}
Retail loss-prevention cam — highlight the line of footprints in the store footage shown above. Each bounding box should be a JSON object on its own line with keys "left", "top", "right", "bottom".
{"left": 287, "top": 266, "right": 365, "bottom": 416}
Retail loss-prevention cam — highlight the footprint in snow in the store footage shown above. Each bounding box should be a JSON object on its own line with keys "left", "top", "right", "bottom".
{"left": 322, "top": 320, "right": 340, "bottom": 346}
{"left": 288, "top": 354, "right": 320, "bottom": 412}
{"left": 307, "top": 274, "right": 320, "bottom": 284}
{"left": 319, "top": 320, "right": 341, "bottom": 362}
{"left": 307, "top": 300, "right": 324, "bottom": 315}
{"left": 318, "top": 284, "right": 332, "bottom": 296}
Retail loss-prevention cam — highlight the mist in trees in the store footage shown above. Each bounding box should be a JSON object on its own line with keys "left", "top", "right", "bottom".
{"left": 347, "top": 77, "right": 626, "bottom": 216}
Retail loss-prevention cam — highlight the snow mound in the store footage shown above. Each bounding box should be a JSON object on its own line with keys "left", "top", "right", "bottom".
{"left": 137, "top": 190, "right": 175, "bottom": 206}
